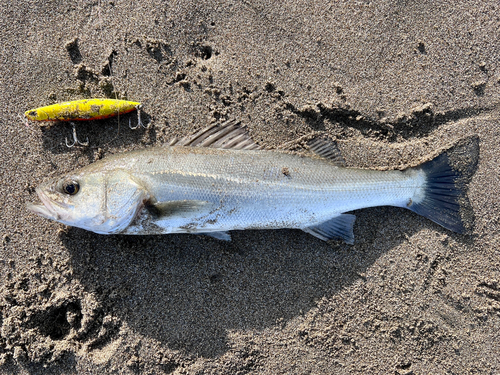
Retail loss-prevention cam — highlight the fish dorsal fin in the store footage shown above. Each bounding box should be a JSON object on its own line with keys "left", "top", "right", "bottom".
{"left": 169, "top": 119, "right": 261, "bottom": 150}
{"left": 308, "top": 137, "right": 346, "bottom": 166}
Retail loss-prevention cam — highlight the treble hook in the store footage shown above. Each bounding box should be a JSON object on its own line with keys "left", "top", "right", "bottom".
{"left": 129, "top": 105, "right": 147, "bottom": 130}
{"left": 18, "top": 113, "right": 29, "bottom": 127}
{"left": 65, "top": 123, "right": 89, "bottom": 148}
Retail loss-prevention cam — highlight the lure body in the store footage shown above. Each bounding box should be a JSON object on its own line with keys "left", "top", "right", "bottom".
{"left": 25, "top": 99, "right": 141, "bottom": 122}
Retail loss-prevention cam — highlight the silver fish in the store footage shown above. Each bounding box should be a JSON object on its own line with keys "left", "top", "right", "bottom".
{"left": 27, "top": 120, "right": 470, "bottom": 243}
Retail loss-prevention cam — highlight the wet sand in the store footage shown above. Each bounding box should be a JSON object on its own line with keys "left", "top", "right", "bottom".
{"left": 1, "top": 1, "right": 499, "bottom": 373}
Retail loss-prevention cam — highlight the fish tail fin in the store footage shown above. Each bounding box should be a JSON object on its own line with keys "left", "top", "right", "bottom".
{"left": 407, "top": 138, "right": 478, "bottom": 234}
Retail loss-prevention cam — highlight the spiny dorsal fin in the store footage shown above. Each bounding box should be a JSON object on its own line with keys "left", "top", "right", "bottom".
{"left": 169, "top": 119, "right": 261, "bottom": 150}
{"left": 308, "top": 137, "right": 346, "bottom": 166}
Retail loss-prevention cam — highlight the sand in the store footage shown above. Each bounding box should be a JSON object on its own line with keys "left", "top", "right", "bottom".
{"left": 1, "top": 0, "right": 499, "bottom": 373}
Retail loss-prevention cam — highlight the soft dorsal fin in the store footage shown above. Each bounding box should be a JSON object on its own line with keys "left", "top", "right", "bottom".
{"left": 169, "top": 119, "right": 261, "bottom": 150}
{"left": 308, "top": 137, "right": 346, "bottom": 166}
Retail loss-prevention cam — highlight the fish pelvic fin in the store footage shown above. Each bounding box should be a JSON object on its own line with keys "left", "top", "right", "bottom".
{"left": 303, "top": 214, "right": 356, "bottom": 244}
{"left": 407, "top": 137, "right": 479, "bottom": 234}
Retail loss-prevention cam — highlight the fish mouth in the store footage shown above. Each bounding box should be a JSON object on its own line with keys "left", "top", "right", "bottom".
{"left": 26, "top": 187, "right": 68, "bottom": 221}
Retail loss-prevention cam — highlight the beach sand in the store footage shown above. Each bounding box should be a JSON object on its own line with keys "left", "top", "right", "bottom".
{"left": 1, "top": 0, "right": 499, "bottom": 373}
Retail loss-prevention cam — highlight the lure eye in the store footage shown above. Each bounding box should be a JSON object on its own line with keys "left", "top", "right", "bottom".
{"left": 62, "top": 180, "right": 80, "bottom": 195}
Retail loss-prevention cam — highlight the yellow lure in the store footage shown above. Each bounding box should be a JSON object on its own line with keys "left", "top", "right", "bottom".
{"left": 25, "top": 98, "right": 141, "bottom": 122}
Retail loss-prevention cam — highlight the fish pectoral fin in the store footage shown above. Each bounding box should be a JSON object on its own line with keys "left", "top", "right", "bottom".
{"left": 147, "top": 200, "right": 215, "bottom": 219}
{"left": 307, "top": 137, "right": 346, "bottom": 166}
{"left": 200, "top": 231, "right": 232, "bottom": 241}
{"left": 303, "top": 214, "right": 356, "bottom": 244}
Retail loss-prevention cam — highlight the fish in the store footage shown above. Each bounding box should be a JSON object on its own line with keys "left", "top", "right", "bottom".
{"left": 24, "top": 98, "right": 141, "bottom": 122}
{"left": 26, "top": 120, "right": 472, "bottom": 243}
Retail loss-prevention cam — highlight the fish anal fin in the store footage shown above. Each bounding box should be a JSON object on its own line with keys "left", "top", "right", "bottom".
{"left": 170, "top": 119, "right": 261, "bottom": 150}
{"left": 307, "top": 137, "right": 346, "bottom": 166}
{"left": 200, "top": 231, "right": 232, "bottom": 241}
{"left": 303, "top": 214, "right": 356, "bottom": 244}
{"left": 147, "top": 200, "right": 214, "bottom": 219}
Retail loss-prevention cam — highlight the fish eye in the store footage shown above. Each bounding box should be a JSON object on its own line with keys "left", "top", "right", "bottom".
{"left": 62, "top": 180, "right": 80, "bottom": 195}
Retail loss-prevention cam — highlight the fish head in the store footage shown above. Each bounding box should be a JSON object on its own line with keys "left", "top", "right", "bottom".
{"left": 27, "top": 169, "right": 149, "bottom": 234}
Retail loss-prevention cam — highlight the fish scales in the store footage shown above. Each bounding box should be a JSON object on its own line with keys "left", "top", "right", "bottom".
{"left": 72, "top": 146, "right": 421, "bottom": 234}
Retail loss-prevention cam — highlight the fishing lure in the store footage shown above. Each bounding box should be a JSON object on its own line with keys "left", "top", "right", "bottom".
{"left": 25, "top": 98, "right": 141, "bottom": 122}
{"left": 25, "top": 98, "right": 144, "bottom": 147}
